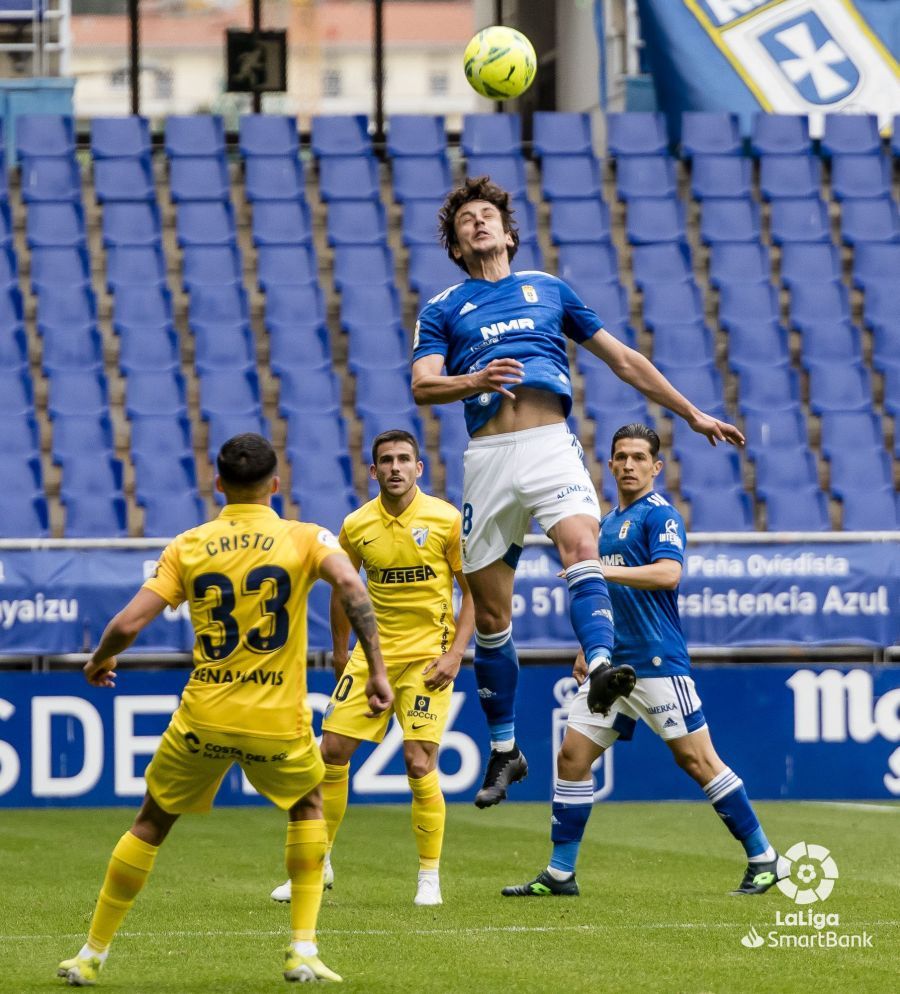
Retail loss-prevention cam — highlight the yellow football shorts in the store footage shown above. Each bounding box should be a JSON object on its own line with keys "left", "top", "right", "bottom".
{"left": 144, "top": 709, "right": 325, "bottom": 814}
{"left": 321, "top": 653, "right": 453, "bottom": 744}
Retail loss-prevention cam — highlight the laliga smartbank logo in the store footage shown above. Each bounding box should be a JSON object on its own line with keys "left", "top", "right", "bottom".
{"left": 740, "top": 843, "right": 873, "bottom": 950}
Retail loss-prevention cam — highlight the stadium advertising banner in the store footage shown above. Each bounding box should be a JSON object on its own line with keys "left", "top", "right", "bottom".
{"left": 0, "top": 664, "right": 898, "bottom": 808}
{"left": 0, "top": 541, "right": 897, "bottom": 653}
{"left": 635, "top": 0, "right": 900, "bottom": 135}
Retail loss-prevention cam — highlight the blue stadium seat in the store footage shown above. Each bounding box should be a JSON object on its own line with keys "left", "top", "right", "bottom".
{"left": 189, "top": 284, "right": 248, "bottom": 326}
{"left": 238, "top": 114, "right": 298, "bottom": 157}
{"left": 318, "top": 157, "right": 380, "bottom": 201}
{"left": 840, "top": 197, "right": 900, "bottom": 245}
{"left": 40, "top": 324, "right": 103, "bottom": 371}
{"left": 140, "top": 492, "right": 206, "bottom": 537}
{"left": 293, "top": 487, "right": 358, "bottom": 533}
{"left": 0, "top": 157, "right": 7, "bottom": 202}
{"left": 264, "top": 284, "right": 326, "bottom": 326}
{"left": 742, "top": 410, "right": 808, "bottom": 458}
{"left": 205, "top": 413, "right": 271, "bottom": 459}
{"left": 541, "top": 155, "right": 603, "bottom": 200}
{"left": 607, "top": 112, "right": 667, "bottom": 156}
{"left": 549, "top": 198, "right": 611, "bottom": 243}
{"left": 191, "top": 322, "right": 256, "bottom": 371}
{"left": 557, "top": 241, "right": 619, "bottom": 287}
{"left": 708, "top": 243, "right": 770, "bottom": 288}
{"left": 819, "top": 411, "right": 883, "bottom": 461}
{"left": 821, "top": 114, "right": 880, "bottom": 157}
{"left": 132, "top": 450, "right": 196, "bottom": 496}
{"left": 726, "top": 321, "right": 790, "bottom": 372}
{"left": 387, "top": 115, "right": 446, "bottom": 157}
{"left": 62, "top": 494, "right": 128, "bottom": 537}
{"left": 182, "top": 244, "right": 242, "bottom": 289}
{"left": 34, "top": 284, "right": 93, "bottom": 329}
{"left": 532, "top": 111, "right": 592, "bottom": 157}
{"left": 589, "top": 407, "right": 652, "bottom": 462}
{"left": 0, "top": 494, "right": 49, "bottom": 536}
{"left": 360, "top": 411, "right": 424, "bottom": 460}
{"left": 680, "top": 112, "right": 741, "bottom": 158}
{"left": 780, "top": 242, "right": 841, "bottom": 288}
{"left": 699, "top": 198, "right": 759, "bottom": 243}
{"left": 30, "top": 245, "right": 90, "bottom": 289}
{"left": 91, "top": 116, "right": 151, "bottom": 159}
{"left": 113, "top": 285, "right": 173, "bottom": 327}
{"left": 689, "top": 488, "right": 754, "bottom": 531}
{"left": 252, "top": 199, "right": 312, "bottom": 246}
{"left": 268, "top": 322, "right": 332, "bottom": 373}
{"left": 580, "top": 364, "right": 649, "bottom": 417}
{"left": 841, "top": 490, "right": 898, "bottom": 530}
{"left": 340, "top": 284, "right": 401, "bottom": 331}
{"left": 354, "top": 366, "right": 414, "bottom": 416}
{"left": 615, "top": 156, "right": 676, "bottom": 200}
{"left": 737, "top": 366, "right": 800, "bottom": 414}
{"left": 651, "top": 322, "right": 715, "bottom": 367}
{"left": 461, "top": 113, "right": 520, "bottom": 156}
{"left": 762, "top": 487, "right": 830, "bottom": 531}
{"left": 807, "top": 363, "right": 873, "bottom": 414}
{"left": 283, "top": 411, "right": 349, "bottom": 455}
{"left": 102, "top": 202, "right": 161, "bottom": 247}
{"left": 759, "top": 155, "right": 821, "bottom": 200}
{"left": 19, "top": 156, "right": 81, "bottom": 202}
{"left": 27, "top": 202, "right": 86, "bottom": 247}
{"left": 57, "top": 454, "right": 123, "bottom": 495}
{"left": 464, "top": 155, "right": 527, "bottom": 198}
{"left": 626, "top": 198, "right": 687, "bottom": 244}
{"left": 175, "top": 202, "right": 236, "bottom": 247}
{"left": 400, "top": 199, "right": 443, "bottom": 246}
{"left": 391, "top": 155, "right": 452, "bottom": 202}
{"left": 0, "top": 241, "right": 16, "bottom": 285}
{"left": 243, "top": 156, "right": 305, "bottom": 202}
{"left": 326, "top": 200, "right": 388, "bottom": 246}
{"left": 862, "top": 281, "right": 900, "bottom": 331}
{"left": 881, "top": 367, "right": 900, "bottom": 419}
{"left": 93, "top": 158, "right": 156, "bottom": 203}
{"left": 0, "top": 323, "right": 27, "bottom": 369}
{"left": 789, "top": 282, "right": 850, "bottom": 332}
{"left": 509, "top": 196, "right": 538, "bottom": 242}
{"left": 333, "top": 245, "right": 394, "bottom": 289}
{"left": 346, "top": 324, "right": 409, "bottom": 372}
{"left": 798, "top": 322, "right": 862, "bottom": 368}
{"left": 256, "top": 245, "right": 317, "bottom": 290}
{"left": 750, "top": 114, "right": 810, "bottom": 156}
{"left": 106, "top": 245, "right": 166, "bottom": 290}
{"left": 169, "top": 157, "right": 230, "bottom": 202}
{"left": 690, "top": 155, "right": 752, "bottom": 200}
{"left": 7, "top": 448, "right": 43, "bottom": 489}
{"left": 130, "top": 413, "right": 193, "bottom": 456}
{"left": 277, "top": 367, "right": 341, "bottom": 416}
{"left": 851, "top": 243, "right": 900, "bottom": 291}
{"left": 718, "top": 283, "right": 779, "bottom": 329}
{"left": 0, "top": 367, "right": 31, "bottom": 416}
{"left": 164, "top": 115, "right": 225, "bottom": 157}
{"left": 676, "top": 448, "right": 742, "bottom": 499}
{"left": 770, "top": 197, "right": 831, "bottom": 244}
{"left": 16, "top": 114, "right": 75, "bottom": 157}
{"left": 830, "top": 155, "right": 891, "bottom": 200}
{"left": 311, "top": 114, "right": 370, "bottom": 157}
{"left": 655, "top": 363, "right": 725, "bottom": 412}
{"left": 0, "top": 200, "right": 11, "bottom": 246}
{"left": 288, "top": 448, "right": 353, "bottom": 492}
{"left": 117, "top": 323, "right": 180, "bottom": 372}
{"left": 46, "top": 369, "right": 107, "bottom": 417}
{"left": 570, "top": 281, "right": 629, "bottom": 330}
{"left": 50, "top": 414, "right": 113, "bottom": 460}
{"left": 511, "top": 241, "right": 543, "bottom": 272}
{"left": 197, "top": 368, "right": 260, "bottom": 418}
{"left": 642, "top": 281, "right": 704, "bottom": 329}
{"left": 408, "top": 245, "right": 461, "bottom": 295}
{"left": 872, "top": 323, "right": 900, "bottom": 373}
{"left": 827, "top": 447, "right": 893, "bottom": 499}
{"left": 124, "top": 369, "right": 187, "bottom": 418}
{"left": 754, "top": 448, "right": 818, "bottom": 493}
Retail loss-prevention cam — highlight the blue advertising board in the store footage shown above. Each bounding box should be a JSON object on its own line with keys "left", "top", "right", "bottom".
{"left": 1, "top": 664, "right": 898, "bottom": 808}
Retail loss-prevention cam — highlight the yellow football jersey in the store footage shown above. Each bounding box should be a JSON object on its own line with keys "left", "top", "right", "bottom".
{"left": 340, "top": 488, "right": 462, "bottom": 663}
{"left": 143, "top": 504, "right": 342, "bottom": 739}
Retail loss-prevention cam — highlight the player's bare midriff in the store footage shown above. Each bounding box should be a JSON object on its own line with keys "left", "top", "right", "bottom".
{"left": 472, "top": 386, "right": 566, "bottom": 437}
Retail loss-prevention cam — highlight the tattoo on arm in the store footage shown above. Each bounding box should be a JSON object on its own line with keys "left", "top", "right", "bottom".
{"left": 341, "top": 589, "right": 380, "bottom": 660}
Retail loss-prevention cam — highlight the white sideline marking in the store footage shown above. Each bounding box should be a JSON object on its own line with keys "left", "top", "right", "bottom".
{"left": 802, "top": 801, "right": 900, "bottom": 814}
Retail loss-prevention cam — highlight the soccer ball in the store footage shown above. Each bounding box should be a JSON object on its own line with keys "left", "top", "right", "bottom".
{"left": 464, "top": 26, "right": 537, "bottom": 100}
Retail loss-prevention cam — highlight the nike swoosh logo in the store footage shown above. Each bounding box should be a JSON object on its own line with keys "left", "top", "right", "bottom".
{"left": 416, "top": 825, "right": 438, "bottom": 833}
{"left": 362, "top": 538, "right": 376, "bottom": 545}
{"left": 411, "top": 722, "right": 429, "bottom": 730}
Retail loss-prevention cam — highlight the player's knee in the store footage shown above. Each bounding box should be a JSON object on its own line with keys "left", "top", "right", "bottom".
{"left": 403, "top": 744, "right": 437, "bottom": 780}
{"left": 673, "top": 748, "right": 705, "bottom": 782}
{"left": 557, "top": 739, "right": 594, "bottom": 782}
{"left": 289, "top": 789, "right": 323, "bottom": 820}
{"left": 474, "top": 603, "right": 511, "bottom": 633}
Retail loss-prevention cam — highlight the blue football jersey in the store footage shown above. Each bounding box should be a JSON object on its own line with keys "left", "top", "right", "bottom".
{"left": 599, "top": 491, "right": 691, "bottom": 677}
{"left": 412, "top": 271, "right": 602, "bottom": 436}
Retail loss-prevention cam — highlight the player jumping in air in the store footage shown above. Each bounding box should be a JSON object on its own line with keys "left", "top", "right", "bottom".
{"left": 57, "top": 434, "right": 392, "bottom": 987}
{"left": 270, "top": 430, "right": 474, "bottom": 907}
{"left": 503, "top": 424, "right": 788, "bottom": 897}
{"left": 411, "top": 177, "right": 744, "bottom": 808}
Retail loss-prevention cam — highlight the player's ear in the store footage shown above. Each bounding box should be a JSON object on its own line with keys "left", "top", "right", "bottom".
{"left": 416, "top": 460, "right": 424, "bottom": 479}
{"left": 271, "top": 476, "right": 280, "bottom": 494}
{"left": 651, "top": 459, "right": 663, "bottom": 478}
{"left": 369, "top": 463, "right": 377, "bottom": 480}
{"left": 450, "top": 241, "right": 462, "bottom": 260}
{"left": 214, "top": 475, "right": 224, "bottom": 494}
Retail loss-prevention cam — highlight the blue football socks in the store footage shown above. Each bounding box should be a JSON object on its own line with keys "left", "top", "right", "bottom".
{"left": 473, "top": 625, "right": 519, "bottom": 748}
{"left": 565, "top": 560, "right": 615, "bottom": 668}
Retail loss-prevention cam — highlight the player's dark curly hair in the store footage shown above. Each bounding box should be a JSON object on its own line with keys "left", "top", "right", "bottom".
{"left": 217, "top": 433, "right": 277, "bottom": 488}
{"left": 371, "top": 429, "right": 420, "bottom": 465}
{"left": 611, "top": 423, "right": 661, "bottom": 459}
{"left": 439, "top": 176, "right": 519, "bottom": 274}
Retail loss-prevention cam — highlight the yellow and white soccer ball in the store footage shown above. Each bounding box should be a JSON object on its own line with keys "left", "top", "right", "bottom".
{"left": 464, "top": 26, "right": 537, "bottom": 100}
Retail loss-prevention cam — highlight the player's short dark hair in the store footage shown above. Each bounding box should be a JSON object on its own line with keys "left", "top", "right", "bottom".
{"left": 371, "top": 429, "right": 420, "bottom": 465}
{"left": 611, "top": 423, "right": 661, "bottom": 459}
{"left": 217, "top": 433, "right": 277, "bottom": 488}
{"left": 439, "top": 175, "right": 520, "bottom": 274}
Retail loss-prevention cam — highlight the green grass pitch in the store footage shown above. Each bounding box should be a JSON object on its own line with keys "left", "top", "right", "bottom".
{"left": 3, "top": 801, "right": 897, "bottom": 994}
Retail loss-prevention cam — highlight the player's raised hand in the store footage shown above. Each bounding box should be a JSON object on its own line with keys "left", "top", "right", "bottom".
{"left": 423, "top": 652, "right": 461, "bottom": 691}
{"left": 476, "top": 357, "right": 524, "bottom": 400}
{"left": 84, "top": 655, "right": 117, "bottom": 688}
{"left": 572, "top": 650, "right": 588, "bottom": 685}
{"left": 687, "top": 410, "right": 745, "bottom": 448}
{"left": 364, "top": 672, "right": 394, "bottom": 717}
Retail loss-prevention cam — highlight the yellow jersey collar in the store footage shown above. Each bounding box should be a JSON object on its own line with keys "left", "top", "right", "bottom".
{"left": 217, "top": 503, "right": 279, "bottom": 519}
{"left": 378, "top": 487, "right": 422, "bottom": 528}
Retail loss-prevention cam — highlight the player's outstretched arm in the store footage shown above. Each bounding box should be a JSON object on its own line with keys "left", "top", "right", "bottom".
{"left": 319, "top": 553, "right": 393, "bottom": 715}
{"left": 582, "top": 331, "right": 745, "bottom": 447}
{"left": 411, "top": 354, "right": 524, "bottom": 405}
{"left": 600, "top": 558, "right": 682, "bottom": 591}
{"left": 84, "top": 588, "right": 170, "bottom": 687}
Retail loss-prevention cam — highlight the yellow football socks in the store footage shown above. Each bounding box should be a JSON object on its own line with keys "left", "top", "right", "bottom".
{"left": 409, "top": 770, "right": 445, "bottom": 871}
{"left": 87, "top": 831, "right": 159, "bottom": 953}
{"left": 285, "top": 819, "right": 327, "bottom": 944}
{"left": 321, "top": 762, "right": 350, "bottom": 851}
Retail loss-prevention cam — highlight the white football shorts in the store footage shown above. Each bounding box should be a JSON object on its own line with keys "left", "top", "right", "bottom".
{"left": 460, "top": 421, "right": 601, "bottom": 574}
{"left": 566, "top": 673, "right": 706, "bottom": 746}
